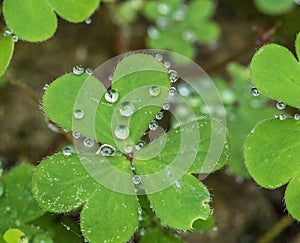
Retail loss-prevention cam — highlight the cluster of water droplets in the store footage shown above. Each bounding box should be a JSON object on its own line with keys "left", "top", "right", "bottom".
{"left": 72, "top": 65, "right": 93, "bottom": 76}
{"left": 3, "top": 28, "right": 18, "bottom": 42}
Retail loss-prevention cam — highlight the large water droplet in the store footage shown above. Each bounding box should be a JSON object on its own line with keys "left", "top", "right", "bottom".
{"left": 73, "top": 65, "right": 84, "bottom": 75}
{"left": 114, "top": 125, "right": 129, "bottom": 139}
{"left": 63, "top": 147, "right": 72, "bottom": 156}
{"left": 157, "top": 3, "right": 170, "bottom": 15}
{"left": 169, "top": 87, "right": 176, "bottom": 96}
{"left": 276, "top": 101, "right": 286, "bottom": 110}
{"left": 105, "top": 90, "right": 119, "bottom": 103}
{"left": 149, "top": 120, "right": 158, "bottom": 131}
{"left": 132, "top": 175, "right": 141, "bottom": 185}
{"left": 251, "top": 87, "right": 259, "bottom": 96}
{"left": 156, "top": 112, "right": 164, "bottom": 120}
{"left": 85, "top": 18, "right": 92, "bottom": 24}
{"left": 72, "top": 131, "right": 81, "bottom": 139}
{"left": 73, "top": 109, "right": 84, "bottom": 119}
{"left": 84, "top": 138, "right": 94, "bottom": 147}
{"left": 294, "top": 114, "right": 300, "bottom": 120}
{"left": 96, "top": 144, "right": 116, "bottom": 156}
{"left": 163, "top": 103, "right": 170, "bottom": 110}
{"left": 120, "top": 102, "right": 135, "bottom": 117}
{"left": 135, "top": 141, "right": 145, "bottom": 151}
{"left": 169, "top": 70, "right": 179, "bottom": 83}
{"left": 12, "top": 35, "right": 18, "bottom": 43}
{"left": 149, "top": 86, "right": 161, "bottom": 96}
{"left": 147, "top": 26, "right": 160, "bottom": 40}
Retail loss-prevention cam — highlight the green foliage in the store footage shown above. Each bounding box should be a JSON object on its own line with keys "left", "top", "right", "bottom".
{"left": 139, "top": 228, "right": 182, "bottom": 243}
{"left": 245, "top": 33, "right": 300, "bottom": 220}
{"left": 255, "top": 0, "right": 295, "bottom": 15}
{"left": 33, "top": 53, "right": 228, "bottom": 243}
{"left": 144, "top": 0, "right": 220, "bottom": 59}
{"left": 0, "top": 31, "right": 14, "bottom": 78}
{"left": 3, "top": 0, "right": 101, "bottom": 42}
{"left": 3, "top": 229, "right": 27, "bottom": 243}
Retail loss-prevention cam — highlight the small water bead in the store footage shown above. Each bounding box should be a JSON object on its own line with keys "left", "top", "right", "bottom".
{"left": 173, "top": 5, "right": 186, "bottom": 21}
{"left": 294, "top": 114, "right": 300, "bottom": 120}
{"left": 135, "top": 141, "right": 145, "bottom": 151}
{"left": 155, "top": 53, "right": 163, "bottom": 62}
{"left": 279, "top": 114, "right": 286, "bottom": 120}
{"left": 251, "top": 87, "right": 259, "bottom": 96}
{"left": 168, "top": 70, "right": 179, "bottom": 83}
{"left": 84, "top": 138, "right": 94, "bottom": 147}
{"left": 149, "top": 86, "right": 161, "bottom": 96}
{"left": 178, "top": 83, "right": 190, "bottom": 97}
{"left": 157, "top": 3, "right": 170, "bottom": 15}
{"left": 149, "top": 120, "right": 158, "bottom": 131}
{"left": 169, "top": 87, "right": 177, "bottom": 96}
{"left": 3, "top": 29, "right": 13, "bottom": 36}
{"left": 156, "top": 112, "right": 163, "bottom": 120}
{"left": 276, "top": 101, "right": 286, "bottom": 110}
{"left": 156, "top": 17, "right": 169, "bottom": 28}
{"left": 72, "top": 65, "right": 84, "bottom": 75}
{"left": 164, "top": 61, "right": 171, "bottom": 69}
{"left": 124, "top": 145, "right": 133, "bottom": 153}
{"left": 114, "top": 125, "right": 129, "bottom": 140}
{"left": 119, "top": 102, "right": 135, "bottom": 117}
{"left": 147, "top": 26, "right": 161, "bottom": 40}
{"left": 132, "top": 175, "right": 141, "bottom": 185}
{"left": 105, "top": 90, "right": 119, "bottom": 103}
{"left": 97, "top": 144, "right": 116, "bottom": 156}
{"left": 163, "top": 103, "right": 170, "bottom": 110}
{"left": 63, "top": 147, "right": 72, "bottom": 156}
{"left": 12, "top": 35, "right": 18, "bottom": 43}
{"left": 73, "top": 109, "right": 84, "bottom": 119}
{"left": 43, "top": 84, "right": 49, "bottom": 91}
{"left": 72, "top": 131, "right": 81, "bottom": 139}
{"left": 85, "top": 67, "right": 93, "bottom": 75}
{"left": 130, "top": 164, "right": 136, "bottom": 171}
{"left": 85, "top": 18, "right": 92, "bottom": 24}
{"left": 182, "top": 30, "right": 196, "bottom": 42}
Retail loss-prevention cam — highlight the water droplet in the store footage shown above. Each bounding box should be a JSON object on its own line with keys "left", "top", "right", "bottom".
{"left": 156, "top": 112, "right": 163, "bottom": 120}
{"left": 182, "top": 30, "right": 196, "bottom": 42}
{"left": 72, "top": 65, "right": 84, "bottom": 75}
{"left": 147, "top": 26, "right": 160, "bottom": 40}
{"left": 72, "top": 131, "right": 81, "bottom": 139}
{"left": 105, "top": 90, "right": 119, "bottom": 103}
{"left": 173, "top": 6, "right": 186, "bottom": 21}
{"left": 0, "top": 181, "right": 4, "bottom": 198}
{"left": 43, "top": 84, "right": 49, "bottom": 91}
{"left": 149, "top": 120, "right": 158, "bottom": 131}
{"left": 294, "top": 114, "right": 300, "bottom": 120}
{"left": 124, "top": 145, "right": 133, "bottom": 153}
{"left": 114, "top": 125, "right": 129, "bottom": 139}
{"left": 157, "top": 3, "right": 170, "bottom": 15}
{"left": 164, "top": 61, "right": 171, "bottom": 69}
{"left": 73, "top": 109, "right": 84, "bottom": 119}
{"left": 132, "top": 175, "right": 141, "bottom": 185}
{"left": 251, "top": 87, "right": 259, "bottom": 96}
{"left": 155, "top": 53, "right": 163, "bottom": 62}
{"left": 3, "top": 29, "right": 13, "bottom": 36}
{"left": 85, "top": 67, "right": 93, "bottom": 75}
{"left": 149, "top": 86, "right": 161, "bottom": 96}
{"left": 276, "top": 101, "right": 286, "bottom": 110}
{"left": 96, "top": 144, "right": 116, "bottom": 156}
{"left": 135, "top": 141, "right": 145, "bottom": 151}
{"left": 119, "top": 102, "right": 135, "bottom": 117}
{"left": 169, "top": 70, "right": 179, "bottom": 83}
{"left": 169, "top": 87, "right": 176, "bottom": 96}
{"left": 6, "top": 206, "right": 11, "bottom": 212}
{"left": 63, "top": 147, "right": 72, "bottom": 156}
{"left": 85, "top": 18, "right": 92, "bottom": 24}
{"left": 84, "top": 138, "right": 94, "bottom": 147}
{"left": 130, "top": 164, "right": 136, "bottom": 171}
{"left": 212, "top": 226, "right": 218, "bottom": 232}
{"left": 138, "top": 215, "right": 143, "bottom": 221}
{"left": 279, "top": 114, "right": 286, "bottom": 120}
{"left": 163, "top": 103, "right": 170, "bottom": 110}
{"left": 12, "top": 35, "right": 18, "bottom": 42}
{"left": 156, "top": 17, "right": 169, "bottom": 28}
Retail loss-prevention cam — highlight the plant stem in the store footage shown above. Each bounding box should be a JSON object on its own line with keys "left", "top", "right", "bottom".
{"left": 257, "top": 215, "right": 294, "bottom": 243}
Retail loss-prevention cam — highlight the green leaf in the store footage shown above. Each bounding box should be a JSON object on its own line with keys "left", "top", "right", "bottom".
{"left": 0, "top": 33, "right": 14, "bottom": 77}
{"left": 3, "top": 0, "right": 57, "bottom": 42}
{"left": 139, "top": 228, "right": 183, "bottom": 243}
{"left": 146, "top": 174, "right": 210, "bottom": 229}
{"left": 0, "top": 164, "right": 44, "bottom": 233}
{"left": 3, "top": 229, "right": 27, "bottom": 243}
{"left": 192, "top": 215, "right": 215, "bottom": 232}
{"left": 255, "top": 0, "right": 295, "bottom": 15}
{"left": 245, "top": 118, "right": 300, "bottom": 220}
{"left": 47, "top": 0, "right": 100, "bottom": 22}
{"left": 143, "top": 0, "right": 182, "bottom": 20}
{"left": 250, "top": 40, "right": 300, "bottom": 108}
{"left": 32, "top": 153, "right": 139, "bottom": 243}
{"left": 296, "top": 32, "right": 300, "bottom": 61}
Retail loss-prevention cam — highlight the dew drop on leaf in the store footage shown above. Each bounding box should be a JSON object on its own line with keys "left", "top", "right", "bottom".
{"left": 135, "top": 141, "right": 145, "bottom": 151}
{"left": 155, "top": 53, "right": 163, "bottom": 62}
{"left": 63, "top": 147, "right": 72, "bottom": 156}
{"left": 85, "top": 67, "right": 93, "bottom": 75}
{"left": 96, "top": 144, "right": 116, "bottom": 156}
{"left": 114, "top": 125, "right": 130, "bottom": 139}
{"left": 276, "top": 101, "right": 286, "bottom": 110}
{"left": 169, "top": 87, "right": 177, "bottom": 96}
{"left": 149, "top": 86, "right": 161, "bottom": 96}
{"left": 251, "top": 87, "right": 259, "bottom": 96}
{"left": 163, "top": 103, "right": 170, "bottom": 110}
{"left": 104, "top": 90, "right": 119, "bottom": 103}
{"left": 132, "top": 175, "right": 141, "bottom": 185}
{"left": 119, "top": 102, "right": 135, "bottom": 117}
{"left": 83, "top": 138, "right": 94, "bottom": 147}
{"left": 124, "top": 145, "right": 133, "bottom": 153}
{"left": 156, "top": 17, "right": 169, "bottom": 28}
{"left": 12, "top": 35, "right": 18, "bottom": 43}
{"left": 3, "top": 29, "right": 13, "bottom": 36}
{"left": 72, "top": 131, "right": 81, "bottom": 139}
{"left": 73, "top": 109, "right": 84, "bottom": 119}
{"left": 155, "top": 112, "right": 164, "bottom": 120}
{"left": 85, "top": 18, "right": 92, "bottom": 24}
{"left": 178, "top": 83, "right": 190, "bottom": 97}
{"left": 279, "top": 114, "right": 286, "bottom": 120}
{"left": 149, "top": 120, "right": 158, "bottom": 131}
{"left": 147, "top": 26, "right": 160, "bottom": 40}
{"left": 157, "top": 3, "right": 170, "bottom": 15}
{"left": 130, "top": 164, "right": 136, "bottom": 171}
{"left": 294, "top": 114, "right": 300, "bottom": 120}
{"left": 182, "top": 30, "right": 196, "bottom": 42}
{"left": 43, "top": 84, "right": 49, "bottom": 91}
{"left": 168, "top": 70, "right": 179, "bottom": 83}
{"left": 72, "top": 65, "right": 84, "bottom": 75}
{"left": 164, "top": 61, "right": 171, "bottom": 69}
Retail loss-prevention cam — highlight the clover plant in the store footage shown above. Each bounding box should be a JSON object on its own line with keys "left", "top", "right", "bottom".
{"left": 245, "top": 32, "right": 300, "bottom": 220}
